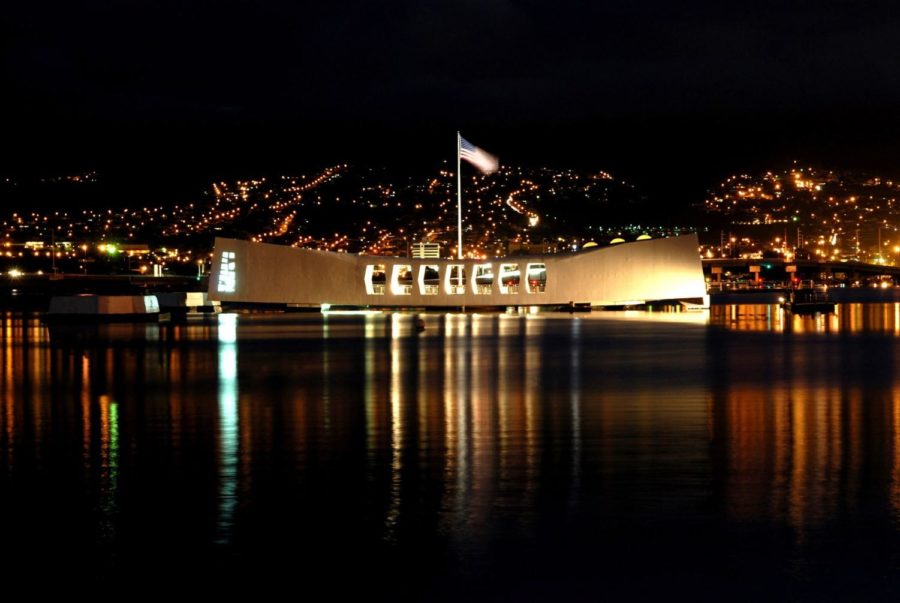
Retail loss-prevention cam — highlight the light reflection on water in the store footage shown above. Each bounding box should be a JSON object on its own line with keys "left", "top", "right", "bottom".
{"left": 216, "top": 313, "right": 238, "bottom": 544}
{"left": 710, "top": 302, "right": 900, "bottom": 334}
{"left": 3, "top": 306, "right": 900, "bottom": 595}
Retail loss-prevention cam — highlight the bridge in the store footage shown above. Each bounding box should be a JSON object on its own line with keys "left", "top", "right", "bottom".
{"left": 702, "top": 258, "right": 900, "bottom": 287}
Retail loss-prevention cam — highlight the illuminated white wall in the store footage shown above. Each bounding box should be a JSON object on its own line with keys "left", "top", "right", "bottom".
{"left": 208, "top": 234, "right": 707, "bottom": 307}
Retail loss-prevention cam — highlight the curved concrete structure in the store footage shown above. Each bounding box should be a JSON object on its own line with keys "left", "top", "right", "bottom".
{"left": 208, "top": 234, "right": 707, "bottom": 308}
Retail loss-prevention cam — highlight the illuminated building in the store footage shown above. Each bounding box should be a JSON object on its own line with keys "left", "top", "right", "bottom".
{"left": 209, "top": 234, "right": 708, "bottom": 308}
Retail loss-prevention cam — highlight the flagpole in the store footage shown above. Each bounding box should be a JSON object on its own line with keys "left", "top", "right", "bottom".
{"left": 456, "top": 131, "right": 463, "bottom": 260}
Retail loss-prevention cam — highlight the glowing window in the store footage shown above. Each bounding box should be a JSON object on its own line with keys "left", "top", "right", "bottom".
{"left": 473, "top": 263, "right": 493, "bottom": 294}
{"left": 365, "top": 264, "right": 386, "bottom": 295}
{"left": 526, "top": 263, "right": 546, "bottom": 293}
{"left": 499, "top": 264, "right": 520, "bottom": 294}
{"left": 390, "top": 265, "right": 414, "bottom": 295}
{"left": 217, "top": 251, "right": 236, "bottom": 293}
{"left": 418, "top": 265, "right": 440, "bottom": 295}
{"left": 444, "top": 264, "right": 466, "bottom": 295}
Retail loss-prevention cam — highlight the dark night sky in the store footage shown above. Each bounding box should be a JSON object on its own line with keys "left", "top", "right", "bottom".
{"left": 5, "top": 1, "right": 900, "bottom": 204}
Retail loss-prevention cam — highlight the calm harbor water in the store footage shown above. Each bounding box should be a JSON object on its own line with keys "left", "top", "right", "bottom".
{"left": 3, "top": 305, "right": 900, "bottom": 598}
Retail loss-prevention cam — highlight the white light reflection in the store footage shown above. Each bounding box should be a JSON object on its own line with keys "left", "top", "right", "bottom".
{"left": 471, "top": 313, "right": 482, "bottom": 337}
{"left": 454, "top": 315, "right": 470, "bottom": 527}
{"left": 216, "top": 313, "right": 239, "bottom": 544}
{"left": 364, "top": 313, "right": 377, "bottom": 478}
{"left": 384, "top": 314, "right": 404, "bottom": 541}
{"left": 524, "top": 314, "right": 539, "bottom": 499}
{"left": 391, "top": 312, "right": 403, "bottom": 339}
{"left": 570, "top": 318, "right": 582, "bottom": 508}
{"left": 219, "top": 312, "right": 237, "bottom": 344}
{"left": 470, "top": 314, "right": 494, "bottom": 521}
{"left": 440, "top": 313, "right": 471, "bottom": 534}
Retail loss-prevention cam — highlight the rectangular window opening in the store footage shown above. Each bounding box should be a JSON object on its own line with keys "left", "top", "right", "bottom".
{"left": 217, "top": 251, "right": 236, "bottom": 293}
{"left": 474, "top": 263, "right": 493, "bottom": 295}
{"left": 365, "top": 264, "right": 386, "bottom": 295}
{"left": 419, "top": 264, "right": 440, "bottom": 295}
{"left": 444, "top": 264, "right": 467, "bottom": 295}
{"left": 391, "top": 265, "right": 414, "bottom": 295}
{"left": 526, "top": 263, "right": 546, "bottom": 293}
{"left": 499, "top": 264, "right": 520, "bottom": 294}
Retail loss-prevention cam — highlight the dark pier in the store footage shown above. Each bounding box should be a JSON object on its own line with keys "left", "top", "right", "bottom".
{"left": 0, "top": 273, "right": 207, "bottom": 311}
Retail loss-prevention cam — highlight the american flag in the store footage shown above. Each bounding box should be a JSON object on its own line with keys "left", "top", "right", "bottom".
{"left": 459, "top": 135, "right": 499, "bottom": 174}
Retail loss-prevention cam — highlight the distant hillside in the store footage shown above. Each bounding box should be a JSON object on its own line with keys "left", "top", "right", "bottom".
{"left": 702, "top": 163, "right": 900, "bottom": 262}
{"left": 2, "top": 164, "right": 671, "bottom": 257}
{"left": 184, "top": 163, "right": 659, "bottom": 256}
